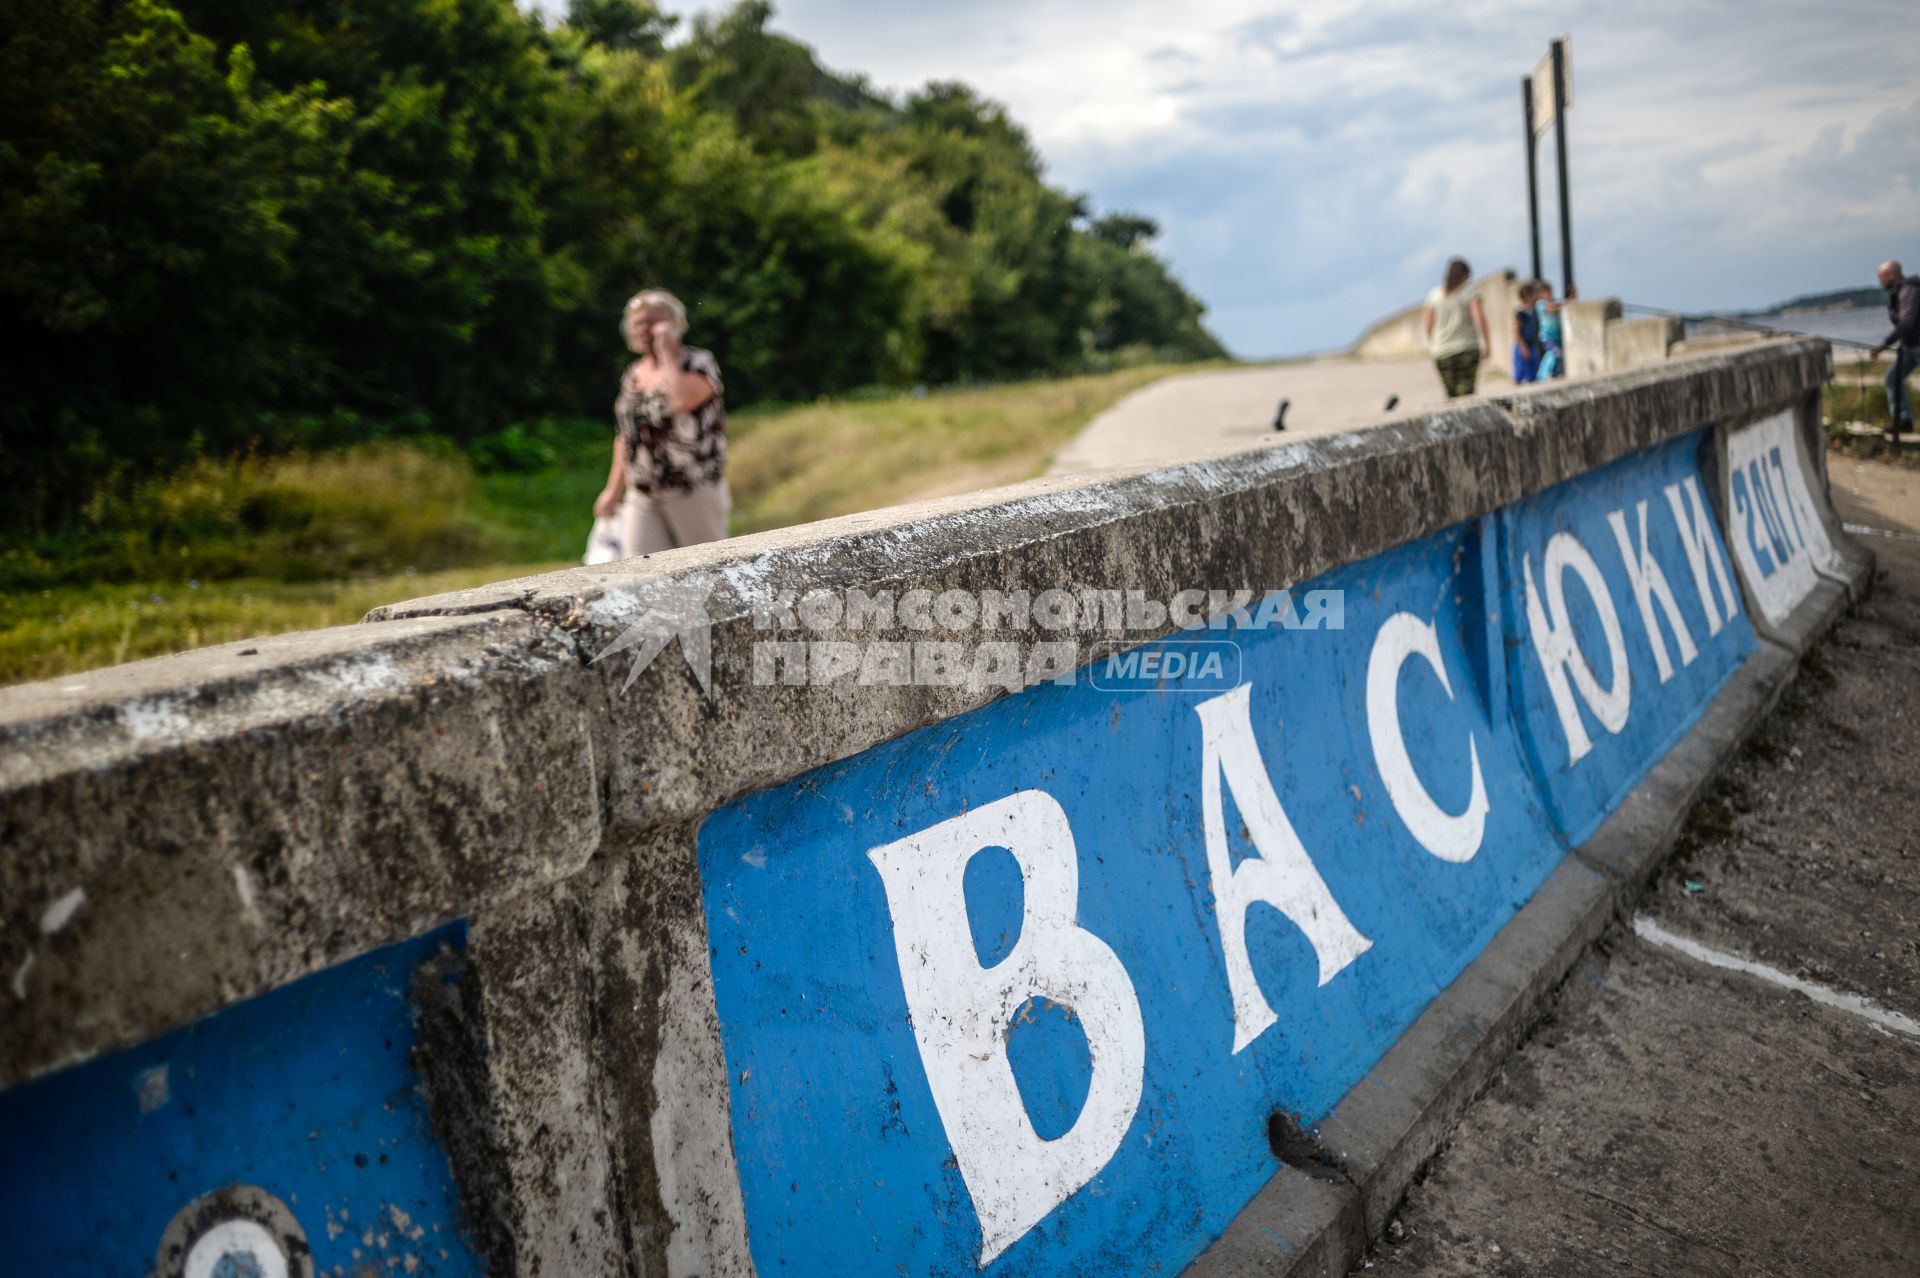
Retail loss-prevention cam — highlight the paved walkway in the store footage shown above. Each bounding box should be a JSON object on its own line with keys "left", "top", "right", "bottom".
{"left": 1048, "top": 357, "right": 1460, "bottom": 474}
{"left": 1361, "top": 457, "right": 1920, "bottom": 1277}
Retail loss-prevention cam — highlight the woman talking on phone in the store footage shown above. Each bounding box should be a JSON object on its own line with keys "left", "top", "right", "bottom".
{"left": 591, "top": 289, "right": 730, "bottom": 556}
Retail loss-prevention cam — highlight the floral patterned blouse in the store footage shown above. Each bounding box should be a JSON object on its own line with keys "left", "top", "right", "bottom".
{"left": 613, "top": 347, "right": 726, "bottom": 495}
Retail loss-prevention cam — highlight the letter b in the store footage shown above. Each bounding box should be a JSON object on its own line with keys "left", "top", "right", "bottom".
{"left": 867, "top": 791, "right": 1146, "bottom": 1265}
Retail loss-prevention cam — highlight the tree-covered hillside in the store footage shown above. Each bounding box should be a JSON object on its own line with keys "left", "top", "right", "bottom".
{"left": 0, "top": 0, "right": 1224, "bottom": 533}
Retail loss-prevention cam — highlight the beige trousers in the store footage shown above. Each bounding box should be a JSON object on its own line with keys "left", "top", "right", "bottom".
{"left": 618, "top": 480, "right": 731, "bottom": 555}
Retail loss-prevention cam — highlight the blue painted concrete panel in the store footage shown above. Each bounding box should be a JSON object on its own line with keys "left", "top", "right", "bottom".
{"left": 698, "top": 520, "right": 1569, "bottom": 1276}
{"left": 0, "top": 927, "right": 481, "bottom": 1277}
{"left": 1499, "top": 431, "right": 1755, "bottom": 843}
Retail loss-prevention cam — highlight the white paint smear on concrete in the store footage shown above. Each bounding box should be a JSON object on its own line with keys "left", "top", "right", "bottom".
{"left": 232, "top": 864, "right": 265, "bottom": 930}
{"left": 1843, "top": 521, "right": 1920, "bottom": 545}
{"left": 40, "top": 887, "right": 86, "bottom": 934}
{"left": 136, "top": 1063, "right": 171, "bottom": 1113}
{"left": 1633, "top": 915, "right": 1920, "bottom": 1043}
{"left": 309, "top": 652, "right": 404, "bottom": 696}
{"left": 119, "top": 697, "right": 194, "bottom": 742}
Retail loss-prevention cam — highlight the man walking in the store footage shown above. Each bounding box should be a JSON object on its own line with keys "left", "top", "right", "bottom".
{"left": 1870, "top": 259, "right": 1920, "bottom": 441}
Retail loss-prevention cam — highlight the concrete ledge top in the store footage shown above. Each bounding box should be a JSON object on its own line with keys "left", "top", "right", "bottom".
{"left": 0, "top": 337, "right": 1830, "bottom": 1089}
{"left": 0, "top": 611, "right": 539, "bottom": 785}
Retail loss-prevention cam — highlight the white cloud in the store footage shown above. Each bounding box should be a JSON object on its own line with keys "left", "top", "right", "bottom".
{"left": 650, "top": 0, "right": 1920, "bottom": 355}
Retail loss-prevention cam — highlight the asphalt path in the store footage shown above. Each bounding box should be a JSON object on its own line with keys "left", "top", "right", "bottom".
{"left": 1048, "top": 357, "right": 1468, "bottom": 474}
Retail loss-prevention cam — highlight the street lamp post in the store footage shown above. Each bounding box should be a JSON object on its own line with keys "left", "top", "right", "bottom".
{"left": 1551, "top": 37, "right": 1574, "bottom": 298}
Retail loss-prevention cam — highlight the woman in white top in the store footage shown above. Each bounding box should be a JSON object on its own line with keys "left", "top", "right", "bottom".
{"left": 1423, "top": 258, "right": 1490, "bottom": 399}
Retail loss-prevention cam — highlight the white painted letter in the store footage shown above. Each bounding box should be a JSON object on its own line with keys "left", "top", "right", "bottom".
{"left": 867, "top": 791, "right": 1145, "bottom": 1265}
{"left": 1522, "top": 532, "right": 1632, "bottom": 765}
{"left": 1662, "top": 477, "right": 1740, "bottom": 635}
{"left": 1366, "top": 613, "right": 1489, "bottom": 863}
{"left": 1193, "top": 685, "right": 1372, "bottom": 1054}
{"left": 1607, "top": 501, "right": 1699, "bottom": 683}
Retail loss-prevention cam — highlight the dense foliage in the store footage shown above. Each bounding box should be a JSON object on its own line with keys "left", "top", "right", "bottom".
{"left": 0, "top": 0, "right": 1224, "bottom": 534}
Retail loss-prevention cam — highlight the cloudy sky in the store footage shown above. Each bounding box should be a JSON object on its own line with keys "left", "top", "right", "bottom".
{"left": 654, "top": 1, "right": 1918, "bottom": 357}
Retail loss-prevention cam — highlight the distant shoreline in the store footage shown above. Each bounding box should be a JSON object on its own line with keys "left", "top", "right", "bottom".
{"left": 1728, "top": 286, "right": 1881, "bottom": 319}
{"left": 1686, "top": 303, "right": 1884, "bottom": 350}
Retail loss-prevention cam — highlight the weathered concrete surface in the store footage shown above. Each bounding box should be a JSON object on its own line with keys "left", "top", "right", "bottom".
{"left": 420, "top": 880, "right": 625, "bottom": 1278}
{"left": 1355, "top": 458, "right": 1920, "bottom": 1276}
{"left": 1193, "top": 1165, "right": 1364, "bottom": 1278}
{"left": 577, "top": 818, "right": 754, "bottom": 1278}
{"left": 0, "top": 338, "right": 1834, "bottom": 1095}
{"left": 1564, "top": 298, "right": 1624, "bottom": 379}
{"left": 424, "top": 815, "right": 756, "bottom": 1278}
{"left": 0, "top": 337, "right": 1868, "bottom": 1278}
{"left": 1370, "top": 937, "right": 1919, "bottom": 1277}
{"left": 1605, "top": 314, "right": 1683, "bottom": 373}
{"left": 1670, "top": 330, "right": 1769, "bottom": 359}
{"left": 1306, "top": 857, "right": 1618, "bottom": 1239}
{"left": 0, "top": 612, "right": 607, "bottom": 1090}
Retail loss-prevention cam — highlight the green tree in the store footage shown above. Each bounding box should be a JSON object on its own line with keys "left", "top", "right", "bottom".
{"left": 1, "top": 0, "right": 1226, "bottom": 536}
{"left": 641, "top": 112, "right": 919, "bottom": 402}
{"left": 884, "top": 82, "right": 1091, "bottom": 381}
{"left": 0, "top": 0, "right": 356, "bottom": 531}
{"left": 1089, "top": 213, "right": 1160, "bottom": 251}
{"left": 539, "top": 35, "right": 683, "bottom": 409}
{"left": 565, "top": 0, "right": 675, "bottom": 56}
{"left": 1073, "top": 217, "right": 1227, "bottom": 359}
{"left": 169, "top": 0, "right": 570, "bottom": 432}
{"left": 669, "top": 0, "right": 880, "bottom": 159}
{"left": 542, "top": 34, "right": 916, "bottom": 408}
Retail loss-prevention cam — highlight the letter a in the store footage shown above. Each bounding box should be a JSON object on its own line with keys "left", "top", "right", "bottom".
{"left": 1193, "top": 685, "right": 1372, "bottom": 1054}
{"left": 868, "top": 791, "right": 1146, "bottom": 1265}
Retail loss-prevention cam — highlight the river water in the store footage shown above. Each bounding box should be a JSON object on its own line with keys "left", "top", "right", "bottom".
{"left": 1685, "top": 305, "right": 1888, "bottom": 351}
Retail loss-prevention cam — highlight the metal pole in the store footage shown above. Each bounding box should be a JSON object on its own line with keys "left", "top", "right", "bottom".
{"left": 1522, "top": 77, "right": 1542, "bottom": 282}
{"left": 1551, "top": 38, "right": 1574, "bottom": 297}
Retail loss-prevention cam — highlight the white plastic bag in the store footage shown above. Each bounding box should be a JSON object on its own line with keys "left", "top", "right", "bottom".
{"left": 583, "top": 513, "right": 625, "bottom": 565}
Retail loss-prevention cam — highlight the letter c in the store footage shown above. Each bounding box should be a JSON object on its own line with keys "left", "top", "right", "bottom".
{"left": 1366, "top": 612, "right": 1489, "bottom": 864}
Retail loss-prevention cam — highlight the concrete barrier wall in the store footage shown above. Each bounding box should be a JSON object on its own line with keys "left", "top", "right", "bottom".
{"left": 1671, "top": 330, "right": 1769, "bottom": 359}
{"left": 1475, "top": 270, "right": 1524, "bottom": 380}
{"left": 1349, "top": 271, "right": 1521, "bottom": 374}
{"left": 0, "top": 339, "right": 1864, "bottom": 1277}
{"left": 1605, "top": 314, "right": 1684, "bottom": 373}
{"left": 1349, "top": 300, "right": 1427, "bottom": 360}
{"left": 1563, "top": 297, "right": 1624, "bottom": 378}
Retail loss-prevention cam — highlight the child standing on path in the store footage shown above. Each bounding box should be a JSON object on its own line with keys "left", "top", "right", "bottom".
{"left": 1512, "top": 281, "right": 1542, "bottom": 384}
{"left": 1535, "top": 282, "right": 1567, "bottom": 380}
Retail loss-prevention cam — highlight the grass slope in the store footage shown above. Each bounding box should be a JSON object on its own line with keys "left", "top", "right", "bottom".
{"left": 2, "top": 362, "right": 1207, "bottom": 686}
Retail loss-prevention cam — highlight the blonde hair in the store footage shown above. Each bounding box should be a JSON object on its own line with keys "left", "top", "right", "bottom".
{"left": 621, "top": 289, "right": 689, "bottom": 352}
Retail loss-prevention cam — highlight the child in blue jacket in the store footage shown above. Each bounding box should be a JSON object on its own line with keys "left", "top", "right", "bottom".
{"left": 1512, "top": 280, "right": 1542, "bottom": 383}
{"left": 1535, "top": 282, "right": 1566, "bottom": 379}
